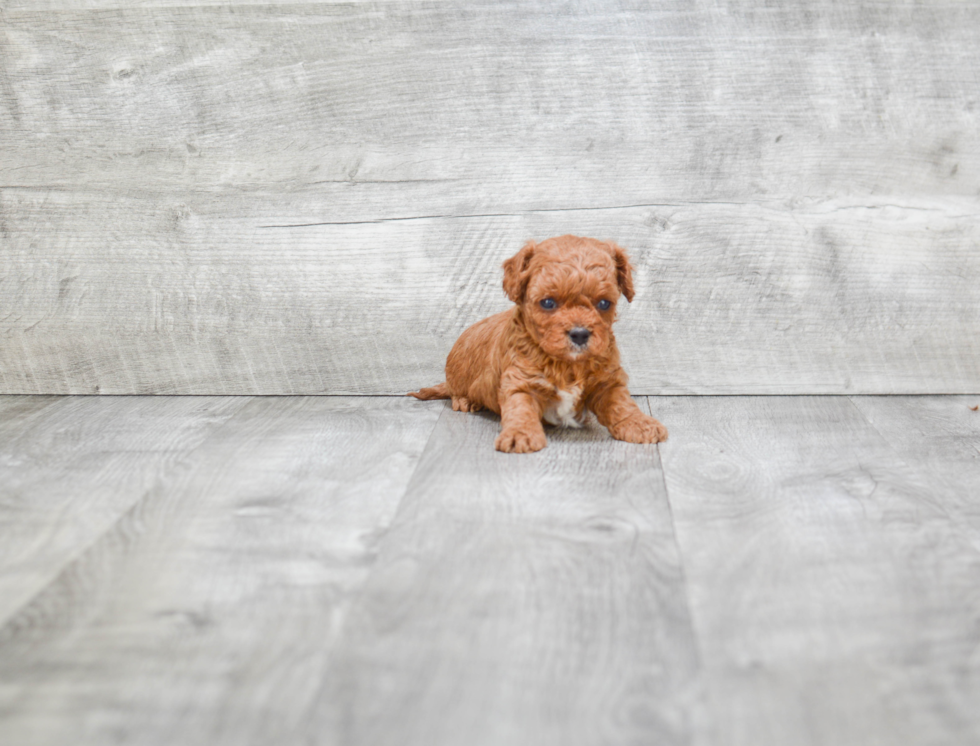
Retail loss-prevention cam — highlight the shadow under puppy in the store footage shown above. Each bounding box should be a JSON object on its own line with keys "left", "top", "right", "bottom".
{"left": 410, "top": 235, "right": 668, "bottom": 453}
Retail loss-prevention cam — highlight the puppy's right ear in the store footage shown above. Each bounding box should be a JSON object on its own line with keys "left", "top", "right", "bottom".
{"left": 502, "top": 240, "right": 536, "bottom": 303}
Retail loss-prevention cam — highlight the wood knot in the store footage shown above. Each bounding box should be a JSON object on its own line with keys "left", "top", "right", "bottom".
{"left": 112, "top": 63, "right": 138, "bottom": 81}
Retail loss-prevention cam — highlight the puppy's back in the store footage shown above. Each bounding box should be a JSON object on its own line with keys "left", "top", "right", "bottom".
{"left": 445, "top": 309, "right": 513, "bottom": 413}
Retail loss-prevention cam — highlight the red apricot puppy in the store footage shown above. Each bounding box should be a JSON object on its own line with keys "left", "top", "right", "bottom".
{"left": 410, "top": 235, "right": 668, "bottom": 453}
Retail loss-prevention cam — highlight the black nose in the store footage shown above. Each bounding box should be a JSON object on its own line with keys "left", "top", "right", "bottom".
{"left": 568, "top": 327, "right": 591, "bottom": 346}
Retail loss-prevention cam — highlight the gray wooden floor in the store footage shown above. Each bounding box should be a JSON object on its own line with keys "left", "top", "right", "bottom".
{"left": 1, "top": 394, "right": 978, "bottom": 746}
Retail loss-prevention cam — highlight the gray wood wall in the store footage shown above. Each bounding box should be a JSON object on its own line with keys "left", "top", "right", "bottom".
{"left": 2, "top": 0, "right": 978, "bottom": 394}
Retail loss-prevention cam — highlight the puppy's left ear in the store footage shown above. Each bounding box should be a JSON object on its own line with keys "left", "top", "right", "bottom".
{"left": 502, "top": 240, "right": 536, "bottom": 303}
{"left": 609, "top": 242, "right": 635, "bottom": 302}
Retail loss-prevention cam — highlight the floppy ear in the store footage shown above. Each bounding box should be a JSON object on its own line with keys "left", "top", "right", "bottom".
{"left": 609, "top": 242, "right": 635, "bottom": 303}
{"left": 502, "top": 240, "right": 536, "bottom": 303}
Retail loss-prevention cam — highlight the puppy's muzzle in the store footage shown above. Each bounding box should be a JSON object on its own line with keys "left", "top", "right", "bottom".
{"left": 568, "top": 327, "right": 591, "bottom": 348}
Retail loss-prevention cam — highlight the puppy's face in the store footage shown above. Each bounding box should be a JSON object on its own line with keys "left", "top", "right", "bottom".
{"left": 502, "top": 235, "right": 635, "bottom": 362}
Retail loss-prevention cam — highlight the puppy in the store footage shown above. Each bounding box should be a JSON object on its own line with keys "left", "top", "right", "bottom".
{"left": 409, "top": 235, "right": 668, "bottom": 453}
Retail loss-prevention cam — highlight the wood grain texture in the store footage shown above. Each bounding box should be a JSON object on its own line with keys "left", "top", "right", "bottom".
{"left": 850, "top": 395, "right": 980, "bottom": 536}
{"left": 309, "top": 401, "right": 706, "bottom": 746}
{"left": 3, "top": 2, "right": 977, "bottom": 197}
{"left": 0, "top": 396, "right": 443, "bottom": 746}
{"left": 5, "top": 1, "right": 367, "bottom": 7}
{"left": 2, "top": 192, "right": 978, "bottom": 395}
{"left": 2, "top": 1, "right": 978, "bottom": 394}
{"left": 2, "top": 394, "right": 980, "bottom": 744}
{"left": 656, "top": 396, "right": 980, "bottom": 746}
{"left": 0, "top": 394, "right": 246, "bottom": 627}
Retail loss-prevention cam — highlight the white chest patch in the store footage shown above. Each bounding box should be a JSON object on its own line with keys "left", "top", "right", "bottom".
{"left": 543, "top": 387, "right": 583, "bottom": 428}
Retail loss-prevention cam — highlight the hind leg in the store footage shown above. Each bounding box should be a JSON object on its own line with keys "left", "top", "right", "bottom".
{"left": 452, "top": 396, "right": 483, "bottom": 413}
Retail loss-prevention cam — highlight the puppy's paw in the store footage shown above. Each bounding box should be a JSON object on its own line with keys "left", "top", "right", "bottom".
{"left": 495, "top": 428, "right": 547, "bottom": 453}
{"left": 609, "top": 414, "right": 668, "bottom": 444}
{"left": 452, "top": 396, "right": 482, "bottom": 413}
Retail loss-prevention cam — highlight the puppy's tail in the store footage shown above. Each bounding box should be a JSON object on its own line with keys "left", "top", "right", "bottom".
{"left": 407, "top": 382, "right": 451, "bottom": 400}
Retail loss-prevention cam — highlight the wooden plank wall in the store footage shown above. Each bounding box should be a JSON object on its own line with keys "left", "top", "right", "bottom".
{"left": 2, "top": 1, "right": 978, "bottom": 394}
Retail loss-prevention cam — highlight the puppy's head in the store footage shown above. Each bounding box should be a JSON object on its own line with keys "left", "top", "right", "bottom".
{"left": 502, "top": 235, "right": 635, "bottom": 362}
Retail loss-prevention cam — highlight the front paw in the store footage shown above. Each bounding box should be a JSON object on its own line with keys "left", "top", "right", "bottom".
{"left": 495, "top": 428, "right": 547, "bottom": 453}
{"left": 608, "top": 414, "right": 668, "bottom": 444}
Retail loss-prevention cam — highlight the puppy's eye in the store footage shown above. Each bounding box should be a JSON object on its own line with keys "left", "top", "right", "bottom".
{"left": 539, "top": 298, "right": 557, "bottom": 310}
{"left": 597, "top": 299, "right": 612, "bottom": 311}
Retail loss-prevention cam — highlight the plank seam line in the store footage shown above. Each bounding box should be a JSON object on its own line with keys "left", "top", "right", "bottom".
{"left": 294, "top": 400, "right": 449, "bottom": 731}
{"left": 256, "top": 202, "right": 752, "bottom": 228}
{"left": 254, "top": 200, "right": 977, "bottom": 229}
{"left": 0, "top": 462, "right": 198, "bottom": 640}
{"left": 394, "top": 400, "right": 450, "bottom": 522}
{"left": 0, "top": 396, "right": 253, "bottom": 635}
{"left": 643, "top": 396, "right": 711, "bottom": 717}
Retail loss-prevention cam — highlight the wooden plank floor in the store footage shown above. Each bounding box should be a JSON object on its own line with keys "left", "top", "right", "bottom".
{"left": 1, "top": 395, "right": 978, "bottom": 745}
